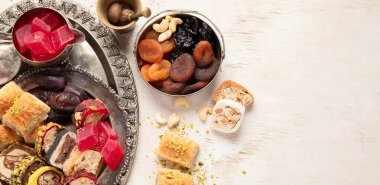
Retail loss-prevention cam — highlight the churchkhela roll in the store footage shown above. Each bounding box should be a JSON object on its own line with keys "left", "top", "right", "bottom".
{"left": 10, "top": 156, "right": 45, "bottom": 185}
{"left": 27, "top": 166, "right": 64, "bottom": 185}
{"left": 34, "top": 123, "right": 64, "bottom": 158}
{"left": 63, "top": 169, "right": 98, "bottom": 185}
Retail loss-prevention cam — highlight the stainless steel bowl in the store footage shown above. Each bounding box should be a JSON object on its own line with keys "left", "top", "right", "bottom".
{"left": 134, "top": 10, "right": 225, "bottom": 96}
{"left": 11, "top": 7, "right": 84, "bottom": 67}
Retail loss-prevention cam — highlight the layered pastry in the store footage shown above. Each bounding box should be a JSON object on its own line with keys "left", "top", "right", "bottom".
{"left": 2, "top": 92, "right": 50, "bottom": 138}
{"left": 0, "top": 81, "right": 24, "bottom": 119}
{"left": 0, "top": 143, "right": 36, "bottom": 182}
{"left": 212, "top": 80, "right": 254, "bottom": 107}
{"left": 24, "top": 125, "right": 45, "bottom": 145}
{"left": 156, "top": 132, "right": 199, "bottom": 168}
{"left": 10, "top": 156, "right": 45, "bottom": 185}
{"left": 27, "top": 166, "right": 64, "bottom": 185}
{"left": 35, "top": 123, "right": 64, "bottom": 158}
{"left": 72, "top": 99, "right": 109, "bottom": 128}
{"left": 63, "top": 150, "right": 103, "bottom": 176}
{"left": 45, "top": 129, "right": 77, "bottom": 169}
{"left": 210, "top": 99, "right": 245, "bottom": 133}
{"left": 156, "top": 168, "right": 193, "bottom": 185}
{"left": 0, "top": 125, "right": 23, "bottom": 152}
{"left": 63, "top": 169, "right": 98, "bottom": 185}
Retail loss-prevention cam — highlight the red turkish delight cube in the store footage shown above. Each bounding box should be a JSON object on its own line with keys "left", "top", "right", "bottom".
{"left": 77, "top": 123, "right": 99, "bottom": 152}
{"left": 14, "top": 22, "right": 31, "bottom": 54}
{"left": 40, "top": 13, "right": 64, "bottom": 30}
{"left": 24, "top": 31, "right": 54, "bottom": 55}
{"left": 31, "top": 17, "right": 51, "bottom": 36}
{"left": 97, "top": 121, "right": 117, "bottom": 150}
{"left": 101, "top": 139, "right": 124, "bottom": 170}
{"left": 51, "top": 24, "right": 74, "bottom": 51}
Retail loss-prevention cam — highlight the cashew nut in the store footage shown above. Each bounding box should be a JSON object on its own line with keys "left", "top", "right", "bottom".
{"left": 167, "top": 113, "right": 180, "bottom": 128}
{"left": 155, "top": 112, "right": 167, "bottom": 125}
{"left": 158, "top": 30, "right": 172, "bottom": 42}
{"left": 153, "top": 19, "right": 169, "bottom": 33}
{"left": 174, "top": 97, "right": 190, "bottom": 108}
{"left": 199, "top": 106, "right": 213, "bottom": 121}
{"left": 169, "top": 18, "right": 183, "bottom": 33}
{"left": 165, "top": 15, "right": 173, "bottom": 22}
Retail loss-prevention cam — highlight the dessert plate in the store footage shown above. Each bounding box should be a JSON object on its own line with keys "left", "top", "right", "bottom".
{"left": 0, "top": 0, "right": 139, "bottom": 184}
{"left": 14, "top": 65, "right": 135, "bottom": 185}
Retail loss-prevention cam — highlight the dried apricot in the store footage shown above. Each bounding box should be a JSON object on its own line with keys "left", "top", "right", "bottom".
{"left": 170, "top": 53, "right": 196, "bottom": 83}
{"left": 161, "top": 78, "right": 186, "bottom": 94}
{"left": 148, "top": 63, "right": 170, "bottom": 81}
{"left": 160, "top": 37, "right": 175, "bottom": 53}
{"left": 144, "top": 29, "right": 160, "bottom": 41}
{"left": 159, "top": 59, "right": 171, "bottom": 70}
{"left": 182, "top": 80, "right": 209, "bottom": 94}
{"left": 193, "top": 41, "right": 214, "bottom": 67}
{"left": 138, "top": 39, "right": 163, "bottom": 63}
{"left": 141, "top": 64, "right": 152, "bottom": 82}
{"left": 194, "top": 58, "right": 220, "bottom": 81}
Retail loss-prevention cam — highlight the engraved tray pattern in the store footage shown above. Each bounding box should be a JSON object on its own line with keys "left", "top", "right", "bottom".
{"left": 0, "top": 0, "right": 139, "bottom": 184}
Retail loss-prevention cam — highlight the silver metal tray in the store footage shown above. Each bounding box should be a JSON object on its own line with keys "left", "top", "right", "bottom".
{"left": 0, "top": 0, "right": 139, "bottom": 184}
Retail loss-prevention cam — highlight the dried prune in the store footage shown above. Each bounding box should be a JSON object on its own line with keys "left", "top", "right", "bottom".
{"left": 193, "top": 58, "right": 220, "bottom": 81}
{"left": 160, "top": 37, "right": 175, "bottom": 53}
{"left": 182, "top": 80, "right": 209, "bottom": 94}
{"left": 193, "top": 41, "right": 214, "bottom": 67}
{"left": 173, "top": 26, "right": 195, "bottom": 51}
{"left": 161, "top": 78, "right": 186, "bottom": 94}
{"left": 30, "top": 89, "right": 57, "bottom": 103}
{"left": 36, "top": 76, "right": 65, "bottom": 91}
{"left": 138, "top": 39, "right": 163, "bottom": 63}
{"left": 199, "top": 22, "right": 212, "bottom": 40}
{"left": 64, "top": 84, "right": 88, "bottom": 101}
{"left": 48, "top": 92, "right": 81, "bottom": 113}
{"left": 170, "top": 53, "right": 196, "bottom": 82}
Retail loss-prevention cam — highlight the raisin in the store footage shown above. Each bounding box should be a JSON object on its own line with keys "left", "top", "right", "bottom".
{"left": 161, "top": 78, "right": 186, "bottom": 94}
{"left": 170, "top": 53, "right": 196, "bottom": 82}
{"left": 182, "top": 80, "right": 209, "bottom": 94}
{"left": 193, "top": 41, "right": 214, "bottom": 67}
{"left": 138, "top": 39, "right": 163, "bottom": 63}
{"left": 199, "top": 22, "right": 213, "bottom": 40}
{"left": 193, "top": 58, "right": 220, "bottom": 81}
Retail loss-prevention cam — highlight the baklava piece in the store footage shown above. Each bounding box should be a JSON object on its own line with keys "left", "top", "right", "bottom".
{"left": 0, "top": 125, "right": 23, "bottom": 152}
{"left": 156, "top": 132, "right": 199, "bottom": 168}
{"left": 212, "top": 80, "right": 254, "bottom": 107}
{"left": 156, "top": 168, "right": 193, "bottom": 185}
{"left": 0, "top": 81, "right": 24, "bottom": 119}
{"left": 2, "top": 92, "right": 50, "bottom": 138}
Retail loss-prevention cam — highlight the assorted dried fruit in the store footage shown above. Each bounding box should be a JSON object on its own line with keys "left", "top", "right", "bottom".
{"left": 138, "top": 15, "right": 221, "bottom": 94}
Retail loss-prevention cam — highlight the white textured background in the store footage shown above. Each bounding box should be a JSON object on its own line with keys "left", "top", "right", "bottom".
{"left": 2, "top": 0, "right": 380, "bottom": 184}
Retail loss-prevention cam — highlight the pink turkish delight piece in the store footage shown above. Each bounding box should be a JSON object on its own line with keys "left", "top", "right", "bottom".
{"left": 51, "top": 24, "right": 74, "bottom": 51}
{"left": 77, "top": 123, "right": 99, "bottom": 152}
{"left": 97, "top": 121, "right": 117, "bottom": 150}
{"left": 40, "top": 13, "right": 64, "bottom": 30}
{"left": 14, "top": 22, "right": 31, "bottom": 54}
{"left": 31, "top": 17, "right": 51, "bottom": 36}
{"left": 31, "top": 50, "right": 59, "bottom": 62}
{"left": 24, "top": 31, "right": 54, "bottom": 55}
{"left": 101, "top": 139, "right": 124, "bottom": 170}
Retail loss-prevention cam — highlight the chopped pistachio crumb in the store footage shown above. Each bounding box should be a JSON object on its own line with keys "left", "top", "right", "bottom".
{"left": 198, "top": 162, "right": 204, "bottom": 166}
{"left": 242, "top": 170, "right": 247, "bottom": 174}
{"left": 190, "top": 124, "right": 194, "bottom": 129}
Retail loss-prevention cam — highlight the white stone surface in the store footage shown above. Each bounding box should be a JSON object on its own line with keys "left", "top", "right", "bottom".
{"left": 2, "top": 0, "right": 380, "bottom": 184}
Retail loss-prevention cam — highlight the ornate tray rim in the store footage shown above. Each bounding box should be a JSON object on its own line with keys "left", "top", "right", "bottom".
{"left": 0, "top": 1, "right": 139, "bottom": 184}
